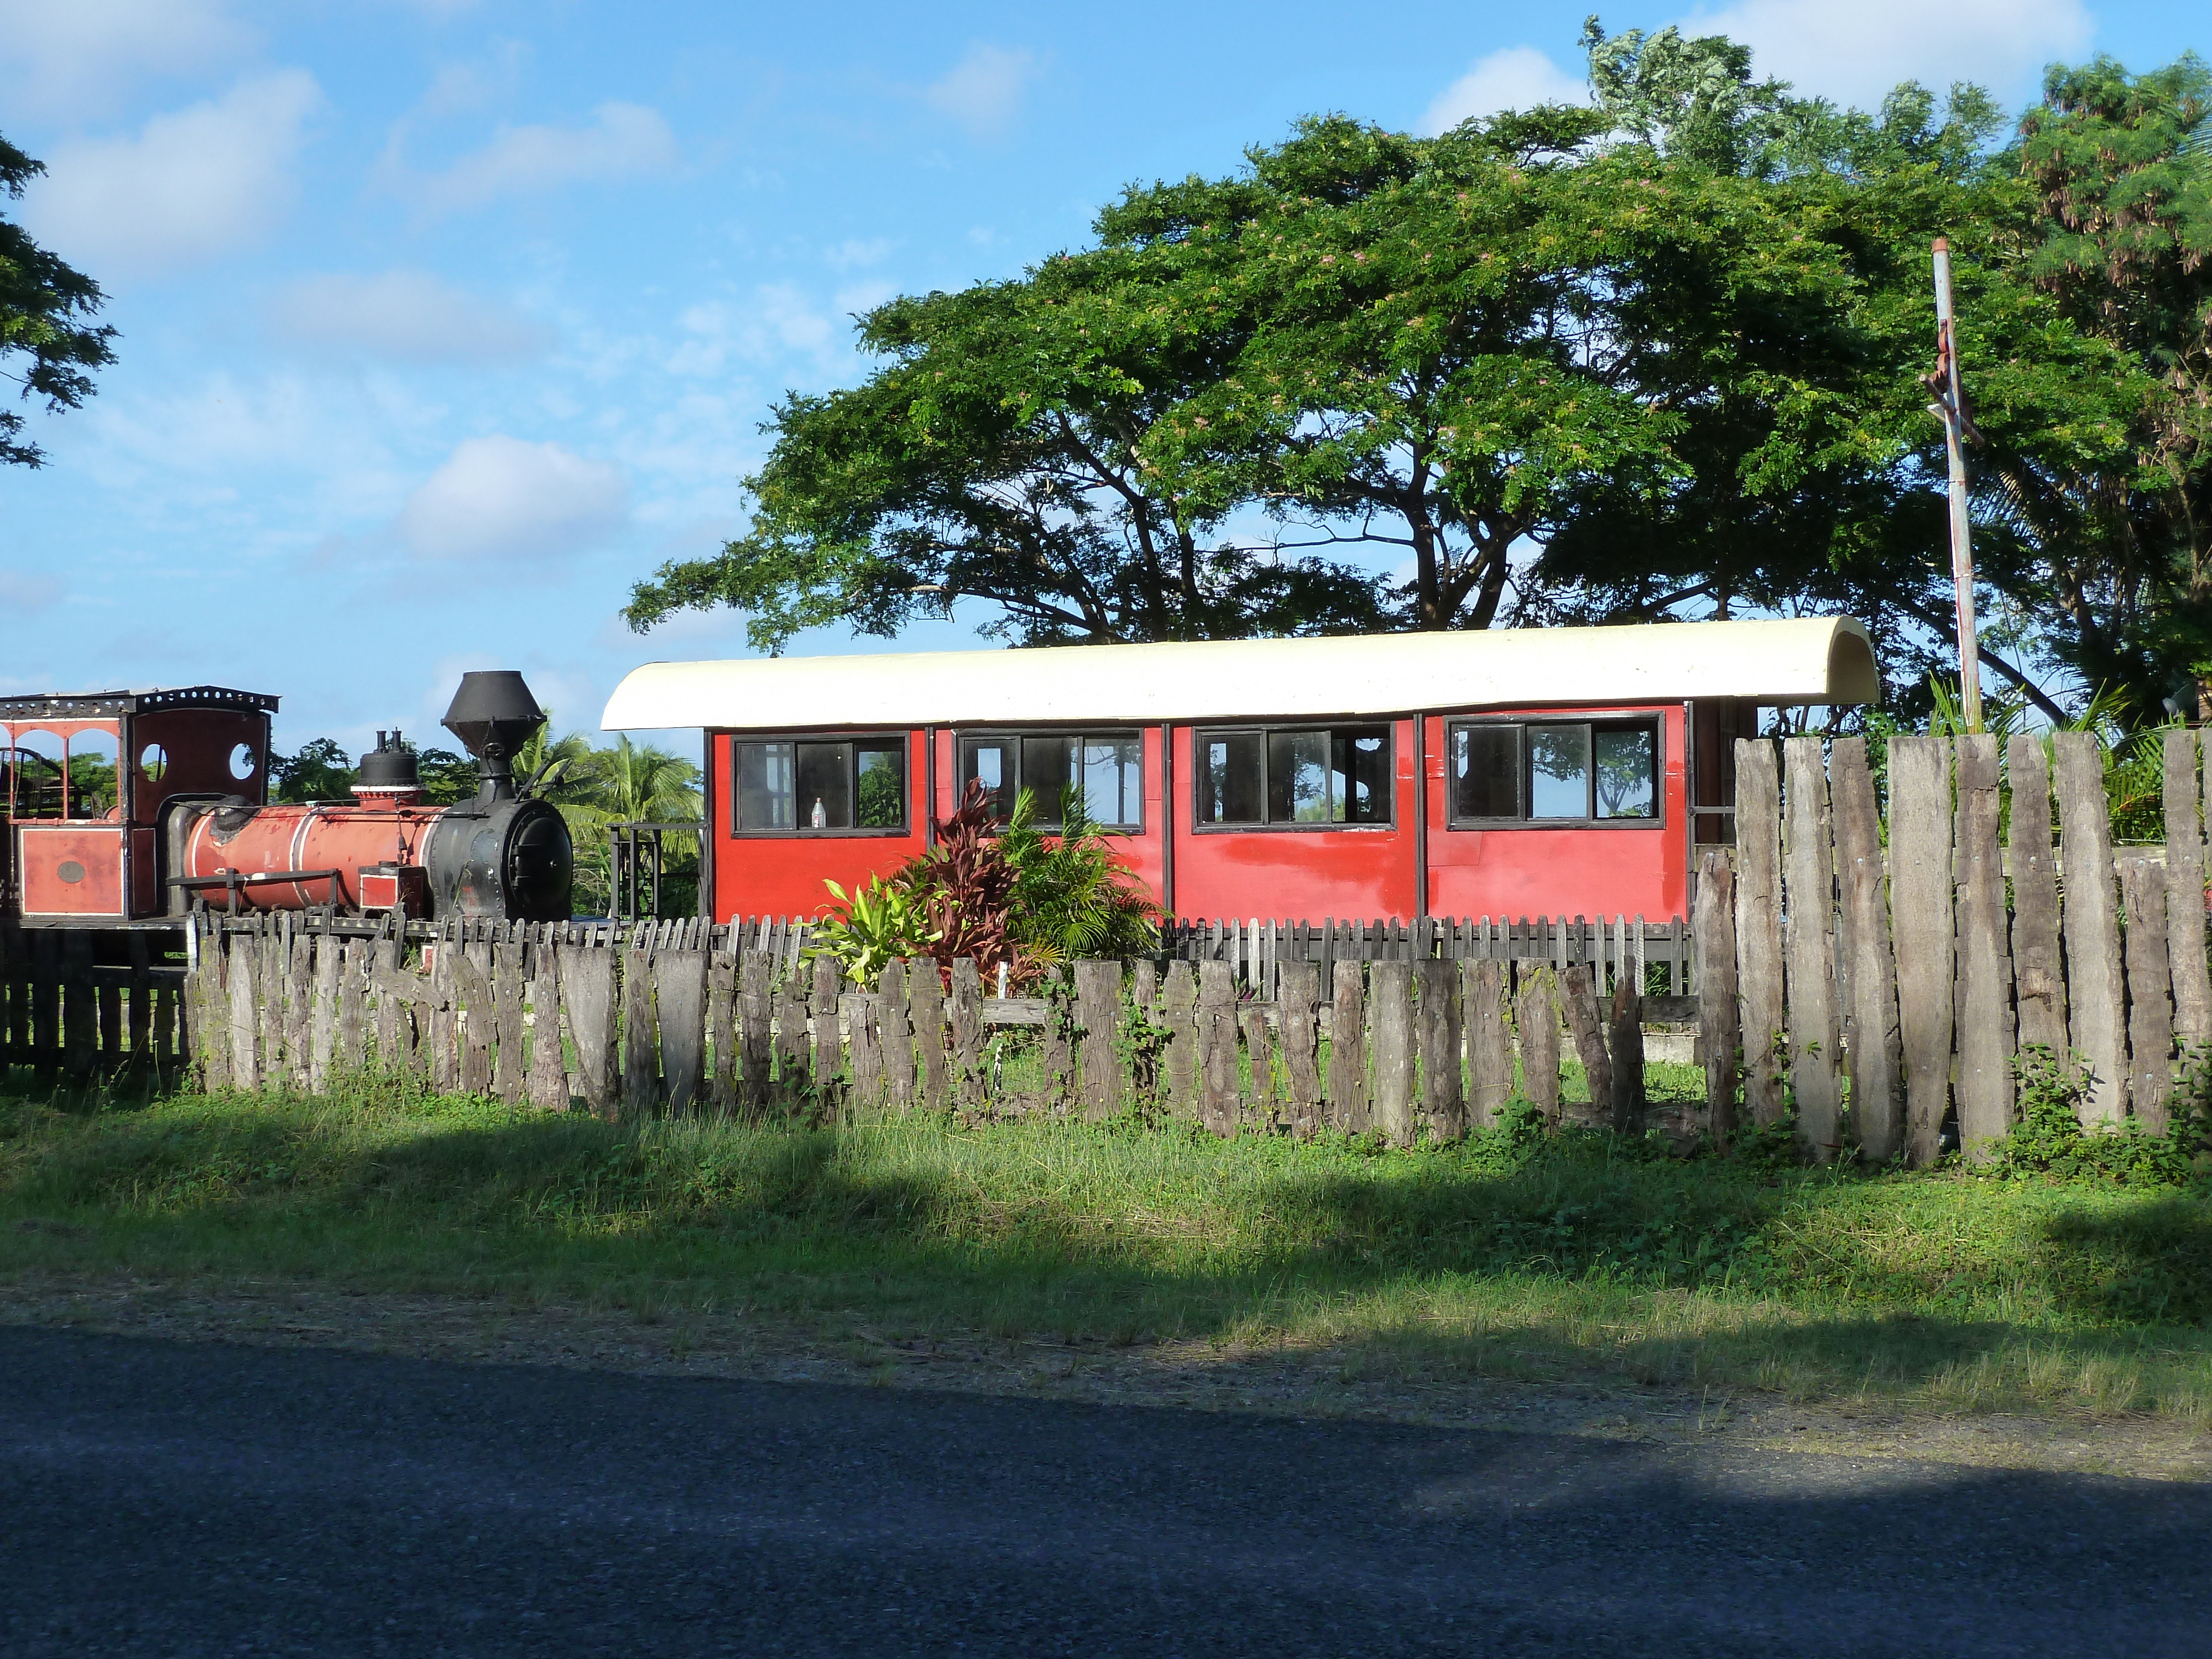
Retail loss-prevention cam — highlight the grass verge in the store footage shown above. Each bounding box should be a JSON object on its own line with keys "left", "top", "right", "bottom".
{"left": 4, "top": 1077, "right": 2211, "bottom": 1422}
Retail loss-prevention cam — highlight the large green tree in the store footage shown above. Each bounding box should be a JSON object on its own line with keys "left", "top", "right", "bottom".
{"left": 628, "top": 29, "right": 2206, "bottom": 721}
{"left": 1983, "top": 55, "right": 2212, "bottom": 716}
{"left": 625, "top": 260, "right": 1386, "bottom": 649}
{"left": 1, "top": 135, "right": 114, "bottom": 469}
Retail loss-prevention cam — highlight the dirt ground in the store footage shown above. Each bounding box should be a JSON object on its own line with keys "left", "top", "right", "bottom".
{"left": 2, "top": 1269, "right": 2206, "bottom": 1483}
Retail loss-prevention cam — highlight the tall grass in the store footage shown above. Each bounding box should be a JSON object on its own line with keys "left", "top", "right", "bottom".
{"left": 4, "top": 1079, "right": 2210, "bottom": 1417}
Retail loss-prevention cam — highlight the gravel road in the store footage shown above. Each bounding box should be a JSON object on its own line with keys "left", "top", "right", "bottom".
{"left": 1, "top": 1326, "right": 2204, "bottom": 1656}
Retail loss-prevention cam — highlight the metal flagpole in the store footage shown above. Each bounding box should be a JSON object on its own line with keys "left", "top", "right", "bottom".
{"left": 1928, "top": 237, "right": 1984, "bottom": 733}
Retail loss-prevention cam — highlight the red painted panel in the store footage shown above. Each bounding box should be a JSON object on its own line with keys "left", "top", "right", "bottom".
{"left": 1424, "top": 705, "right": 1689, "bottom": 921}
{"left": 708, "top": 730, "right": 930, "bottom": 922}
{"left": 709, "top": 727, "right": 1172, "bottom": 923}
{"left": 17, "top": 824, "right": 125, "bottom": 916}
{"left": 1166, "top": 721, "right": 1417, "bottom": 922}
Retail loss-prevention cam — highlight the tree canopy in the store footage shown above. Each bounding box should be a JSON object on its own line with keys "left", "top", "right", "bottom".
{"left": 1, "top": 134, "right": 114, "bottom": 469}
{"left": 627, "top": 31, "right": 2212, "bottom": 723}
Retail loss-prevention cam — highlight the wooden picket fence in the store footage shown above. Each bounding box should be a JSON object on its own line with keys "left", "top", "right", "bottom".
{"left": 136, "top": 909, "right": 1667, "bottom": 1142}
{"left": 0, "top": 925, "right": 190, "bottom": 1082}
{"left": 1703, "top": 729, "right": 2212, "bottom": 1165}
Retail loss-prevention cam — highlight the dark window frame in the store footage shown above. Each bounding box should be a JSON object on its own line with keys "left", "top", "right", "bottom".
{"left": 1190, "top": 723, "right": 1396, "bottom": 833}
{"left": 726, "top": 729, "right": 912, "bottom": 838}
{"left": 955, "top": 728, "right": 1147, "bottom": 832}
{"left": 1446, "top": 716, "right": 1666, "bottom": 829}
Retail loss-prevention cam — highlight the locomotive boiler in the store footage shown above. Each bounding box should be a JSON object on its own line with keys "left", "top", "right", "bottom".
{"left": 169, "top": 672, "right": 573, "bottom": 922}
{"left": 0, "top": 670, "right": 570, "bottom": 926}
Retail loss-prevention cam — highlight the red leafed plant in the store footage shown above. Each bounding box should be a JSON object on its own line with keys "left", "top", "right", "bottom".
{"left": 906, "top": 780, "right": 1023, "bottom": 986}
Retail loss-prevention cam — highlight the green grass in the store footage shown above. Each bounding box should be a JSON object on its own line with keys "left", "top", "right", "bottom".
{"left": 4, "top": 1073, "right": 2212, "bottom": 1419}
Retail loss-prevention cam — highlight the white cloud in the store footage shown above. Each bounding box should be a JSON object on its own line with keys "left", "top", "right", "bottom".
{"left": 0, "top": 570, "right": 65, "bottom": 613}
{"left": 1680, "top": 0, "right": 2091, "bottom": 107}
{"left": 666, "top": 284, "right": 850, "bottom": 378}
{"left": 925, "top": 43, "right": 1042, "bottom": 140}
{"left": 397, "top": 436, "right": 627, "bottom": 565}
{"left": 408, "top": 102, "right": 679, "bottom": 217}
{"left": 0, "top": 0, "right": 249, "bottom": 117}
{"left": 1422, "top": 46, "right": 1588, "bottom": 134}
{"left": 269, "top": 270, "right": 553, "bottom": 364}
{"left": 20, "top": 71, "right": 322, "bottom": 279}
{"left": 826, "top": 237, "right": 891, "bottom": 269}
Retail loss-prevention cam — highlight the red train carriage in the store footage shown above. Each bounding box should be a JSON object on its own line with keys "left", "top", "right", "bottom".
{"left": 601, "top": 618, "right": 1880, "bottom": 926}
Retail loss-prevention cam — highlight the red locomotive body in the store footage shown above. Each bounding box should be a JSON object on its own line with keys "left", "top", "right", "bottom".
{"left": 3, "top": 674, "right": 572, "bottom": 927}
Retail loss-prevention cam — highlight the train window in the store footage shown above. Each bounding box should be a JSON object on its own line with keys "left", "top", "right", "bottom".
{"left": 734, "top": 735, "right": 906, "bottom": 834}
{"left": 1452, "top": 725, "right": 1519, "bottom": 818}
{"left": 958, "top": 732, "right": 1142, "bottom": 830}
{"left": 1196, "top": 726, "right": 1391, "bottom": 829}
{"left": 1448, "top": 720, "right": 1660, "bottom": 826}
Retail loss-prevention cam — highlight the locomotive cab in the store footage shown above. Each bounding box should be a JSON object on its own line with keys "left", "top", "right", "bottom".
{"left": 1, "top": 686, "right": 274, "bottom": 924}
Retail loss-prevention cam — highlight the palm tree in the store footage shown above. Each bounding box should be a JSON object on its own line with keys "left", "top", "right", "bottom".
{"left": 564, "top": 735, "right": 703, "bottom": 917}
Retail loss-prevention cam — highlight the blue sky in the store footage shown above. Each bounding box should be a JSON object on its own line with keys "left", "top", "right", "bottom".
{"left": 0, "top": 0, "right": 2197, "bottom": 757}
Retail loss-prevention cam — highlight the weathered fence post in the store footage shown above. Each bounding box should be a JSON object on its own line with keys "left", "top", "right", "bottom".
{"left": 1040, "top": 968, "right": 1074, "bottom": 1113}
{"left": 2007, "top": 735, "right": 2068, "bottom": 1061}
{"left": 2120, "top": 852, "right": 2174, "bottom": 1135}
{"left": 1197, "top": 959, "right": 1238, "bottom": 1138}
{"left": 909, "top": 959, "right": 947, "bottom": 1111}
{"left": 228, "top": 931, "right": 260, "bottom": 1091}
{"left": 1606, "top": 974, "right": 1645, "bottom": 1135}
{"left": 310, "top": 934, "right": 338, "bottom": 1094}
{"left": 563, "top": 940, "right": 619, "bottom": 1119}
{"left": 1694, "top": 849, "right": 1739, "bottom": 1148}
{"left": 450, "top": 946, "right": 495, "bottom": 1096}
{"left": 737, "top": 952, "right": 774, "bottom": 1112}
{"left": 810, "top": 955, "right": 844, "bottom": 1113}
{"left": 656, "top": 938, "right": 707, "bottom": 1115}
{"left": 707, "top": 941, "right": 739, "bottom": 1112}
{"left": 1238, "top": 999, "right": 1276, "bottom": 1130}
{"left": 2164, "top": 728, "right": 2211, "bottom": 1048}
{"left": 1369, "top": 959, "right": 1415, "bottom": 1146}
{"left": 1953, "top": 732, "right": 2015, "bottom": 1157}
{"left": 621, "top": 935, "right": 660, "bottom": 1115}
{"left": 1783, "top": 736, "right": 1842, "bottom": 1160}
{"left": 335, "top": 938, "right": 366, "bottom": 1078}
{"left": 1162, "top": 959, "right": 1199, "bottom": 1118}
{"left": 1733, "top": 738, "right": 1786, "bottom": 1126}
{"left": 1463, "top": 958, "right": 1511, "bottom": 1130}
{"left": 1830, "top": 738, "right": 1901, "bottom": 1164}
{"left": 1279, "top": 960, "right": 1323, "bottom": 1136}
{"left": 2054, "top": 732, "right": 2128, "bottom": 1123}
{"left": 1075, "top": 958, "right": 1121, "bottom": 1122}
{"left": 1558, "top": 963, "right": 1611, "bottom": 1126}
{"left": 948, "top": 958, "right": 984, "bottom": 1110}
{"left": 526, "top": 936, "right": 567, "bottom": 1110}
{"left": 880, "top": 961, "right": 916, "bottom": 1110}
{"left": 1889, "top": 736, "right": 1957, "bottom": 1164}
{"left": 1416, "top": 958, "right": 1464, "bottom": 1144}
{"left": 773, "top": 969, "right": 812, "bottom": 1112}
{"left": 1328, "top": 958, "right": 1369, "bottom": 1133}
{"left": 1515, "top": 967, "right": 1561, "bottom": 1122}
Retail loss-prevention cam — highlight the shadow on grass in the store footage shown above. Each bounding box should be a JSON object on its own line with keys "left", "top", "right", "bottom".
{"left": 4, "top": 1082, "right": 2211, "bottom": 1411}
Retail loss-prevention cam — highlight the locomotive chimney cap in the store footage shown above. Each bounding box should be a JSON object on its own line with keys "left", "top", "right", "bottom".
{"left": 441, "top": 671, "right": 545, "bottom": 802}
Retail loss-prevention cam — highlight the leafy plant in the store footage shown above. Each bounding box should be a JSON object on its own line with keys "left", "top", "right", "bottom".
{"left": 1996, "top": 1046, "right": 2210, "bottom": 1185}
{"left": 814, "top": 778, "right": 1164, "bottom": 990}
{"left": 902, "top": 780, "right": 1024, "bottom": 985}
{"left": 805, "top": 875, "right": 941, "bottom": 987}
{"left": 997, "top": 786, "right": 1162, "bottom": 967}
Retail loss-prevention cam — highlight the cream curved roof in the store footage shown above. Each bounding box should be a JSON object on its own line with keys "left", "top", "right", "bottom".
{"left": 602, "top": 617, "right": 1880, "bottom": 732}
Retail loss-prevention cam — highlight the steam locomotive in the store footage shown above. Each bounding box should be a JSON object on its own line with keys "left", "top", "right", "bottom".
{"left": 1, "top": 671, "right": 572, "bottom": 926}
